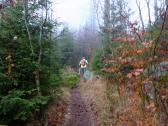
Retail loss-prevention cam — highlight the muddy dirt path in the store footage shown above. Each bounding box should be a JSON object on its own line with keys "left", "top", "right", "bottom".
{"left": 62, "top": 84, "right": 93, "bottom": 126}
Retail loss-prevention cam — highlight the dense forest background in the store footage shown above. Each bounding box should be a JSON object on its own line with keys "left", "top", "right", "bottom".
{"left": 0, "top": 0, "right": 81, "bottom": 124}
{"left": 0, "top": 0, "right": 168, "bottom": 125}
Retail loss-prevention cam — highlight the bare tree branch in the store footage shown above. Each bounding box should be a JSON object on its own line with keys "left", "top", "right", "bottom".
{"left": 136, "top": 0, "right": 145, "bottom": 31}
{"left": 145, "top": 0, "right": 152, "bottom": 27}
{"left": 154, "top": 0, "right": 158, "bottom": 20}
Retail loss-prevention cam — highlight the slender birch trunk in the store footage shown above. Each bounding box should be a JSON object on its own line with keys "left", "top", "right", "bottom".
{"left": 136, "top": 0, "right": 145, "bottom": 31}
{"left": 35, "top": 0, "right": 48, "bottom": 96}
{"left": 154, "top": 0, "right": 158, "bottom": 21}
{"left": 23, "top": 0, "right": 34, "bottom": 55}
{"left": 145, "top": 0, "right": 152, "bottom": 27}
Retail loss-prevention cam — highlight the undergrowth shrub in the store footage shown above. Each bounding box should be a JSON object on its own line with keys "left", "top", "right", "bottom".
{"left": 92, "top": 48, "right": 104, "bottom": 73}
{"left": 61, "top": 67, "right": 80, "bottom": 88}
{"left": 50, "top": 74, "right": 62, "bottom": 87}
{"left": 0, "top": 90, "right": 49, "bottom": 124}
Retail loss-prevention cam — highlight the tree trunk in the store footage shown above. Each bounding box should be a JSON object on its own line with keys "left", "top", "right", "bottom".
{"left": 166, "top": 0, "right": 168, "bottom": 6}
{"left": 146, "top": 0, "right": 152, "bottom": 27}
{"left": 154, "top": 0, "right": 158, "bottom": 21}
{"left": 104, "top": 0, "right": 111, "bottom": 42}
{"left": 35, "top": 0, "right": 48, "bottom": 96}
{"left": 23, "top": 0, "right": 34, "bottom": 55}
{"left": 35, "top": 22, "right": 43, "bottom": 97}
{"left": 35, "top": 70, "right": 42, "bottom": 96}
{"left": 136, "top": 0, "right": 145, "bottom": 31}
{"left": 38, "top": 24, "right": 43, "bottom": 64}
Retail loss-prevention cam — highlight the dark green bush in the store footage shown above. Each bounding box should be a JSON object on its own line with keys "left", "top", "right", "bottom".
{"left": 63, "top": 73, "right": 80, "bottom": 88}
{"left": 0, "top": 90, "right": 49, "bottom": 123}
{"left": 0, "top": 2, "right": 77, "bottom": 125}
{"left": 61, "top": 67, "right": 80, "bottom": 88}
{"left": 50, "top": 74, "right": 62, "bottom": 87}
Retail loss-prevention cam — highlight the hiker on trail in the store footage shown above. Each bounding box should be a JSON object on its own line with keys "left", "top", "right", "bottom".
{"left": 79, "top": 57, "right": 88, "bottom": 78}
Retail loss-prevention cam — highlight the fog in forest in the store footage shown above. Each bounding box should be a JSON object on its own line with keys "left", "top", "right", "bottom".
{"left": 0, "top": 0, "right": 167, "bottom": 125}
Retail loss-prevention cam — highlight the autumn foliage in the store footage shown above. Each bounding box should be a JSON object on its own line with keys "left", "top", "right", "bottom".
{"left": 96, "top": 22, "right": 168, "bottom": 125}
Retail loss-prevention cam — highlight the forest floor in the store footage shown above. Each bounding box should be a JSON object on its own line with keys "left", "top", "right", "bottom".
{"left": 60, "top": 76, "right": 167, "bottom": 126}
{"left": 35, "top": 75, "right": 167, "bottom": 126}
{"left": 61, "top": 83, "right": 93, "bottom": 126}
{"left": 61, "top": 76, "right": 110, "bottom": 126}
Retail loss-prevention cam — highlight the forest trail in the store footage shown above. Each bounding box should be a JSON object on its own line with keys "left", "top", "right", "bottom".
{"left": 61, "top": 75, "right": 110, "bottom": 126}
{"left": 62, "top": 82, "right": 93, "bottom": 126}
{"left": 60, "top": 75, "right": 167, "bottom": 126}
{"left": 32, "top": 72, "right": 167, "bottom": 126}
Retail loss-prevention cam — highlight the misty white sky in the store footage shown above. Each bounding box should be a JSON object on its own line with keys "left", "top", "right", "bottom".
{"left": 128, "top": 0, "right": 155, "bottom": 23}
{"left": 53, "top": 0, "right": 91, "bottom": 29}
{"left": 53, "top": 0, "right": 157, "bottom": 29}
